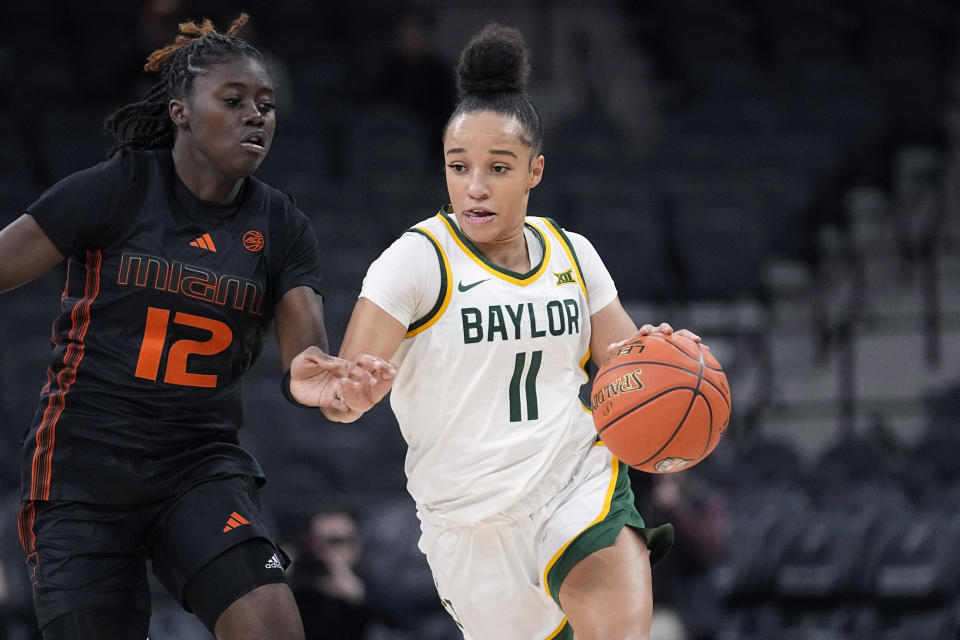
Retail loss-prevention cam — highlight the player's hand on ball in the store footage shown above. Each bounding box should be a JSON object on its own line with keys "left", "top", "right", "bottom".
{"left": 607, "top": 322, "right": 701, "bottom": 357}
{"left": 594, "top": 325, "right": 729, "bottom": 472}
{"left": 639, "top": 322, "right": 701, "bottom": 343}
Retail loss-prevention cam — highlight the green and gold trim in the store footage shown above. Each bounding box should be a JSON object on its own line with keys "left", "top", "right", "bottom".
{"left": 542, "top": 446, "right": 619, "bottom": 601}
{"left": 436, "top": 207, "right": 551, "bottom": 286}
{"left": 579, "top": 350, "right": 592, "bottom": 414}
{"left": 545, "top": 217, "right": 592, "bottom": 394}
{"left": 406, "top": 227, "right": 453, "bottom": 337}
{"left": 542, "top": 449, "right": 675, "bottom": 606}
{"left": 545, "top": 619, "right": 574, "bottom": 639}
{"left": 542, "top": 217, "right": 588, "bottom": 301}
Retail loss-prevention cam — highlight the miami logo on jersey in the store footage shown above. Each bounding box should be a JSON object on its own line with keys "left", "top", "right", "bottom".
{"left": 117, "top": 252, "right": 265, "bottom": 315}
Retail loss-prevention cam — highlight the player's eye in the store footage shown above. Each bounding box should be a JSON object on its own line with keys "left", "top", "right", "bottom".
{"left": 491, "top": 164, "right": 510, "bottom": 174}
{"left": 257, "top": 102, "right": 275, "bottom": 115}
{"left": 447, "top": 162, "right": 467, "bottom": 173}
{"left": 224, "top": 97, "right": 242, "bottom": 107}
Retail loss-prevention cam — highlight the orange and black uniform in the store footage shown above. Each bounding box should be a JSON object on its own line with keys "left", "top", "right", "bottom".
{"left": 16, "top": 149, "right": 322, "bottom": 630}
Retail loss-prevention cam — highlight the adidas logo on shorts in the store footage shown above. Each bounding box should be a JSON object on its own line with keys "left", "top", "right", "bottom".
{"left": 265, "top": 553, "right": 283, "bottom": 570}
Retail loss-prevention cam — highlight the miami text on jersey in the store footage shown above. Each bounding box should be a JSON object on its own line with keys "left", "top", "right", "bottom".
{"left": 117, "top": 252, "right": 264, "bottom": 315}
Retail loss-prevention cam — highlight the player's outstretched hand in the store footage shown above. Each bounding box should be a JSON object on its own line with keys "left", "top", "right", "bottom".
{"left": 607, "top": 322, "right": 702, "bottom": 357}
{"left": 289, "top": 347, "right": 397, "bottom": 421}
{"left": 289, "top": 346, "right": 352, "bottom": 409}
{"left": 338, "top": 353, "right": 396, "bottom": 415}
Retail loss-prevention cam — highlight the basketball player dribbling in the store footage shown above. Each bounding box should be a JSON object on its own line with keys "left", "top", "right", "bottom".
{"left": 293, "top": 23, "right": 700, "bottom": 640}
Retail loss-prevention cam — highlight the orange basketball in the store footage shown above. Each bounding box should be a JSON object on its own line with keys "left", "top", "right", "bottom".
{"left": 591, "top": 333, "right": 730, "bottom": 473}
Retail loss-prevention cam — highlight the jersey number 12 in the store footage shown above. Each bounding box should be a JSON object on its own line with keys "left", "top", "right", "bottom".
{"left": 134, "top": 307, "right": 233, "bottom": 388}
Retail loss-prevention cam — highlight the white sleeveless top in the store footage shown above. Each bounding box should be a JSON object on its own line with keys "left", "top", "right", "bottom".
{"left": 360, "top": 208, "right": 619, "bottom": 525}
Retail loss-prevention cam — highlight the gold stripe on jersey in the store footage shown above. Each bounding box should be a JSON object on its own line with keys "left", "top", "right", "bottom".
{"left": 579, "top": 349, "right": 592, "bottom": 414}
{"left": 406, "top": 227, "right": 453, "bottom": 338}
{"left": 435, "top": 208, "right": 552, "bottom": 286}
{"left": 542, "top": 218, "right": 588, "bottom": 302}
{"left": 545, "top": 618, "right": 572, "bottom": 639}
{"left": 541, "top": 447, "right": 619, "bottom": 600}
{"left": 544, "top": 218, "right": 591, "bottom": 384}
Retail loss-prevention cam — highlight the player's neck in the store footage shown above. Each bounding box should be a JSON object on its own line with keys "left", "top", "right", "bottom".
{"left": 474, "top": 233, "right": 530, "bottom": 273}
{"left": 172, "top": 144, "right": 246, "bottom": 205}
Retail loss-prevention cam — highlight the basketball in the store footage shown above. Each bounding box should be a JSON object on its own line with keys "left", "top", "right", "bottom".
{"left": 591, "top": 333, "right": 731, "bottom": 473}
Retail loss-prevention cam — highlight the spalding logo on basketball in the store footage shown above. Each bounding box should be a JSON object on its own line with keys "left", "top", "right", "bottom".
{"left": 591, "top": 366, "right": 644, "bottom": 418}
{"left": 591, "top": 334, "right": 731, "bottom": 473}
{"left": 242, "top": 230, "right": 264, "bottom": 252}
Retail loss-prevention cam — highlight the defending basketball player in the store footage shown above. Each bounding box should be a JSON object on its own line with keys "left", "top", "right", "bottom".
{"left": 0, "top": 14, "right": 392, "bottom": 640}
{"left": 292, "top": 24, "right": 701, "bottom": 640}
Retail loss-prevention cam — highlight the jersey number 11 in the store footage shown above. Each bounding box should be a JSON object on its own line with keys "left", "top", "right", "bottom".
{"left": 509, "top": 350, "right": 542, "bottom": 422}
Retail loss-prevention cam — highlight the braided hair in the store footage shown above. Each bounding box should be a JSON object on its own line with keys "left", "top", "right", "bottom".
{"left": 103, "top": 13, "right": 266, "bottom": 154}
{"left": 444, "top": 24, "right": 543, "bottom": 156}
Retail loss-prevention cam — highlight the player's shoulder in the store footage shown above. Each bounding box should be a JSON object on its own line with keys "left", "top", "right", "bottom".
{"left": 117, "top": 148, "right": 171, "bottom": 176}
{"left": 366, "top": 211, "right": 447, "bottom": 266}
{"left": 67, "top": 148, "right": 140, "bottom": 185}
{"left": 247, "top": 175, "right": 294, "bottom": 208}
{"left": 526, "top": 214, "right": 568, "bottom": 237}
{"left": 98, "top": 149, "right": 181, "bottom": 194}
{"left": 525, "top": 214, "right": 569, "bottom": 232}
{"left": 397, "top": 208, "right": 455, "bottom": 247}
{"left": 35, "top": 149, "right": 152, "bottom": 207}
{"left": 527, "top": 215, "right": 591, "bottom": 249}
{"left": 247, "top": 176, "right": 305, "bottom": 221}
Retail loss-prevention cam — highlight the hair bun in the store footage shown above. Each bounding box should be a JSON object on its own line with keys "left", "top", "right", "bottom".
{"left": 457, "top": 23, "right": 531, "bottom": 97}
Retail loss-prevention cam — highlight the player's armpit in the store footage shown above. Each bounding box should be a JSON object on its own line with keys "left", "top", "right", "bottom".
{"left": 0, "top": 214, "right": 65, "bottom": 294}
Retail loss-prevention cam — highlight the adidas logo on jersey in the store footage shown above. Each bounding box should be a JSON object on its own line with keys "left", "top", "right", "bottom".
{"left": 223, "top": 511, "right": 250, "bottom": 532}
{"left": 190, "top": 233, "right": 217, "bottom": 251}
{"left": 265, "top": 553, "right": 283, "bottom": 570}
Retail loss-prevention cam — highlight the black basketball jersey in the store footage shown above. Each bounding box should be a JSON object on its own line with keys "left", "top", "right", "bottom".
{"left": 20, "top": 150, "right": 323, "bottom": 503}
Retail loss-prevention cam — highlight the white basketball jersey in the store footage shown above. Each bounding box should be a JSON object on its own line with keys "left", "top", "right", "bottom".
{"left": 388, "top": 211, "right": 599, "bottom": 525}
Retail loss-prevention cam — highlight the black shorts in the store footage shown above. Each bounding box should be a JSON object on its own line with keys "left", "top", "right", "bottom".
{"left": 18, "top": 475, "right": 289, "bottom": 630}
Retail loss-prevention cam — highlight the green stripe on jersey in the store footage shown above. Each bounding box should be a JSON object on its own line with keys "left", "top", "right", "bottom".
{"left": 438, "top": 207, "right": 547, "bottom": 281}
{"left": 543, "top": 217, "right": 586, "bottom": 289}
{"left": 407, "top": 228, "right": 448, "bottom": 333}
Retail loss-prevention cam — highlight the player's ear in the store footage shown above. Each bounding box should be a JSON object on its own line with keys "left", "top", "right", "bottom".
{"left": 169, "top": 99, "right": 190, "bottom": 131}
{"left": 527, "top": 154, "right": 544, "bottom": 191}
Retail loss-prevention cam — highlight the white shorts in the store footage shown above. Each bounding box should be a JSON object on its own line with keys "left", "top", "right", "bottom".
{"left": 417, "top": 444, "right": 673, "bottom": 640}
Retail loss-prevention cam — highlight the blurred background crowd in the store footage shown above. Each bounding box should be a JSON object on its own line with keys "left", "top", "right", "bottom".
{"left": 1, "top": 0, "right": 959, "bottom": 638}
